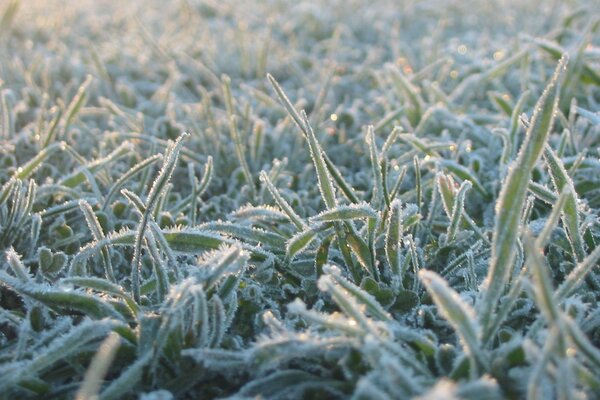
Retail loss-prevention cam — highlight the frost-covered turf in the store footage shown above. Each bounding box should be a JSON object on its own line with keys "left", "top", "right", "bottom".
{"left": 1, "top": 0, "right": 600, "bottom": 398}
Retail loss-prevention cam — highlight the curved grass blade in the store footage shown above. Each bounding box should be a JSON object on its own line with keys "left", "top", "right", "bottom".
{"left": 60, "top": 277, "right": 139, "bottom": 316}
{"left": 102, "top": 154, "right": 162, "bottom": 211}
{"left": 286, "top": 226, "right": 321, "bottom": 260}
{"left": 59, "top": 142, "right": 132, "bottom": 188}
{"left": 259, "top": 170, "right": 306, "bottom": 230}
{"left": 0, "top": 319, "right": 121, "bottom": 391}
{"left": 480, "top": 55, "right": 568, "bottom": 332}
{"left": 310, "top": 202, "right": 378, "bottom": 223}
{"left": 419, "top": 269, "right": 484, "bottom": 369}
{"left": 0, "top": 271, "right": 122, "bottom": 320}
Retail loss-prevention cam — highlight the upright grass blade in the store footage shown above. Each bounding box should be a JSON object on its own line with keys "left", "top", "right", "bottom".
{"left": 79, "top": 200, "right": 115, "bottom": 282}
{"left": 366, "top": 125, "right": 384, "bottom": 208}
{"left": 228, "top": 115, "right": 256, "bottom": 198}
{"left": 1, "top": 89, "right": 15, "bottom": 139}
{"left": 386, "top": 63, "right": 423, "bottom": 128}
{"left": 0, "top": 0, "right": 19, "bottom": 39}
{"left": 6, "top": 247, "right": 30, "bottom": 282}
{"left": 523, "top": 232, "right": 560, "bottom": 323}
{"left": 57, "top": 75, "right": 93, "bottom": 144}
{"left": 131, "top": 133, "right": 188, "bottom": 301}
{"left": 323, "top": 152, "right": 360, "bottom": 204}
{"left": 267, "top": 73, "right": 305, "bottom": 132}
{"left": 385, "top": 199, "right": 403, "bottom": 277}
{"left": 480, "top": 55, "right": 568, "bottom": 333}
{"left": 509, "top": 91, "right": 530, "bottom": 161}
{"left": 75, "top": 332, "right": 121, "bottom": 400}
{"left": 413, "top": 156, "right": 422, "bottom": 212}
{"left": 267, "top": 74, "right": 337, "bottom": 209}
{"left": 100, "top": 353, "right": 152, "bottom": 400}
{"left": 286, "top": 226, "right": 323, "bottom": 260}
{"left": 144, "top": 231, "right": 169, "bottom": 302}
{"left": 535, "top": 188, "right": 570, "bottom": 248}
{"left": 300, "top": 110, "right": 337, "bottom": 209}
{"left": 188, "top": 156, "right": 213, "bottom": 225}
{"left": 437, "top": 160, "right": 486, "bottom": 197}
{"left": 437, "top": 172, "right": 457, "bottom": 219}
{"left": 445, "top": 180, "right": 471, "bottom": 245}
{"left": 543, "top": 146, "right": 593, "bottom": 275}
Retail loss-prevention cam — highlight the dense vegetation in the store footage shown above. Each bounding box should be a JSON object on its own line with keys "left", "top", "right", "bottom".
{"left": 1, "top": 0, "right": 600, "bottom": 398}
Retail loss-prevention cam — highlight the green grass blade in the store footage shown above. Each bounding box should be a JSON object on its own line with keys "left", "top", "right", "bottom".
{"left": 102, "top": 154, "right": 162, "bottom": 211}
{"left": 445, "top": 180, "right": 471, "bottom": 245}
{"left": 385, "top": 199, "right": 403, "bottom": 277}
{"left": 523, "top": 232, "right": 559, "bottom": 323}
{"left": 79, "top": 200, "right": 115, "bottom": 282}
{"left": 419, "top": 269, "right": 484, "bottom": 368}
{"left": 259, "top": 171, "right": 306, "bottom": 230}
{"left": 301, "top": 110, "right": 337, "bottom": 209}
{"left": 543, "top": 145, "right": 586, "bottom": 261}
{"left": 75, "top": 332, "right": 121, "bottom": 400}
{"left": 480, "top": 55, "right": 568, "bottom": 331}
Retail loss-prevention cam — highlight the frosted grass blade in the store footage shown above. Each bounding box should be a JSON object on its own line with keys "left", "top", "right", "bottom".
{"left": 556, "top": 244, "right": 600, "bottom": 301}
{"left": 419, "top": 269, "right": 484, "bottom": 368}
{"left": 445, "top": 180, "right": 471, "bottom": 245}
{"left": 480, "top": 55, "right": 568, "bottom": 331}
{"left": 543, "top": 146, "right": 586, "bottom": 260}
{"left": 259, "top": 171, "right": 306, "bottom": 230}
{"left": 301, "top": 110, "right": 337, "bottom": 209}
{"left": 102, "top": 154, "right": 162, "bottom": 210}
{"left": 132, "top": 133, "right": 188, "bottom": 301}
{"left": 79, "top": 200, "right": 115, "bottom": 282}
{"left": 366, "top": 125, "right": 384, "bottom": 208}
{"left": 523, "top": 233, "right": 559, "bottom": 323}
{"left": 385, "top": 199, "right": 403, "bottom": 277}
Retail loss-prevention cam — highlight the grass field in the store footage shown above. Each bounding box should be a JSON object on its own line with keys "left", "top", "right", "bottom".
{"left": 1, "top": 0, "right": 600, "bottom": 398}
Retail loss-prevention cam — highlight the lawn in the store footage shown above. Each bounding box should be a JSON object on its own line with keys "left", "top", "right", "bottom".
{"left": 1, "top": 0, "right": 600, "bottom": 398}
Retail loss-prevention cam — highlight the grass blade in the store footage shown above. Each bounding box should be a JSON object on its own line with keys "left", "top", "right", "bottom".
{"left": 419, "top": 269, "right": 484, "bottom": 369}
{"left": 480, "top": 55, "right": 568, "bottom": 331}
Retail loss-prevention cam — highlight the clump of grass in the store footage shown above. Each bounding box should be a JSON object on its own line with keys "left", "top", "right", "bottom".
{"left": 1, "top": 0, "right": 600, "bottom": 398}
